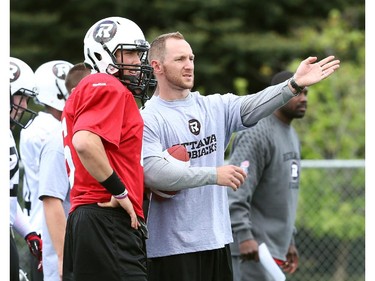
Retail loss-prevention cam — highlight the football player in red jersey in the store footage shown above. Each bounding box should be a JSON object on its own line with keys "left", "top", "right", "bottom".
{"left": 61, "top": 17, "right": 154, "bottom": 281}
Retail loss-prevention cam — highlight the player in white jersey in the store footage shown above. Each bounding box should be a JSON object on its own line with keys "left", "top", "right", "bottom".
{"left": 19, "top": 60, "right": 73, "bottom": 281}
{"left": 141, "top": 32, "right": 340, "bottom": 281}
{"left": 10, "top": 57, "right": 43, "bottom": 281}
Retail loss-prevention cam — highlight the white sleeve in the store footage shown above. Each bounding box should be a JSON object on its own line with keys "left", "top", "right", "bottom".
{"left": 13, "top": 203, "right": 35, "bottom": 238}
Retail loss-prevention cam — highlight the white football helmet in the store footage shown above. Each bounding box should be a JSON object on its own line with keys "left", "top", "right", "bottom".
{"left": 10, "top": 57, "right": 38, "bottom": 129}
{"left": 83, "top": 16, "right": 155, "bottom": 104}
{"left": 34, "top": 60, "right": 73, "bottom": 111}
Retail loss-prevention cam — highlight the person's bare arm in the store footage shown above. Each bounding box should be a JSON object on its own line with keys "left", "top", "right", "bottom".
{"left": 73, "top": 130, "right": 138, "bottom": 229}
{"left": 72, "top": 130, "right": 112, "bottom": 181}
{"left": 42, "top": 197, "right": 66, "bottom": 279}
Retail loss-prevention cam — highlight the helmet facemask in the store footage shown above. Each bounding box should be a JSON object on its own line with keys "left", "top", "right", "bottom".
{"left": 10, "top": 57, "right": 38, "bottom": 130}
{"left": 10, "top": 88, "right": 37, "bottom": 130}
{"left": 101, "top": 42, "right": 156, "bottom": 106}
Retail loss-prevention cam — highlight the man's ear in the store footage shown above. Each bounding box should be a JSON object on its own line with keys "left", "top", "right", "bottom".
{"left": 151, "top": 60, "right": 162, "bottom": 74}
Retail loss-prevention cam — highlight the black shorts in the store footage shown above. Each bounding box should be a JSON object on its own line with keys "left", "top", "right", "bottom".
{"left": 63, "top": 204, "right": 147, "bottom": 281}
{"left": 10, "top": 231, "right": 19, "bottom": 281}
{"left": 147, "top": 244, "right": 233, "bottom": 281}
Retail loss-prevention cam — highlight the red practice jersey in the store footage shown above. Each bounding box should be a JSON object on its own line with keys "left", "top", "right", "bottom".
{"left": 62, "top": 73, "right": 145, "bottom": 219}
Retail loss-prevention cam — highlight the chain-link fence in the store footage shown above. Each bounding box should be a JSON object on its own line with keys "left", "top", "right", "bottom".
{"left": 15, "top": 160, "right": 365, "bottom": 281}
{"left": 288, "top": 160, "right": 365, "bottom": 281}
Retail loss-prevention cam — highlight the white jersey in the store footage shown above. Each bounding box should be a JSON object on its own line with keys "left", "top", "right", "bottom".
{"left": 10, "top": 130, "right": 19, "bottom": 226}
{"left": 19, "top": 111, "right": 62, "bottom": 232}
{"left": 10, "top": 130, "right": 34, "bottom": 237}
{"left": 20, "top": 111, "right": 70, "bottom": 280}
{"left": 38, "top": 132, "right": 70, "bottom": 280}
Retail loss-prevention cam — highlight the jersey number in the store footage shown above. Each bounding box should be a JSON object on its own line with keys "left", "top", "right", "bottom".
{"left": 62, "top": 117, "right": 75, "bottom": 189}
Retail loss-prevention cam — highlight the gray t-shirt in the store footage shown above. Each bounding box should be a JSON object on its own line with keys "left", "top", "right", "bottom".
{"left": 141, "top": 83, "right": 294, "bottom": 258}
{"left": 142, "top": 92, "right": 244, "bottom": 258}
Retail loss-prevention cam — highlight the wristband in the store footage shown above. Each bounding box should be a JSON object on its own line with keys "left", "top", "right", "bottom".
{"left": 99, "top": 171, "right": 127, "bottom": 197}
{"left": 113, "top": 189, "right": 128, "bottom": 199}
{"left": 289, "top": 78, "right": 304, "bottom": 95}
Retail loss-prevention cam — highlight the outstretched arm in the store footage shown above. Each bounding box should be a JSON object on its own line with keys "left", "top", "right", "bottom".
{"left": 240, "top": 55, "right": 340, "bottom": 126}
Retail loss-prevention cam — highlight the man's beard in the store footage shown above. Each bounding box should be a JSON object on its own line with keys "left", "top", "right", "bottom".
{"left": 165, "top": 69, "right": 194, "bottom": 90}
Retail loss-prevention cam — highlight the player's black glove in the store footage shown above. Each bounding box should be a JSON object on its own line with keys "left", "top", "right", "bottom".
{"left": 25, "top": 232, "right": 43, "bottom": 271}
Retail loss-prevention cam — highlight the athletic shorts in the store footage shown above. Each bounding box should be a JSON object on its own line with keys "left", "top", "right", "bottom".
{"left": 10, "top": 230, "right": 19, "bottom": 281}
{"left": 62, "top": 204, "right": 147, "bottom": 281}
{"left": 147, "top": 244, "right": 233, "bottom": 281}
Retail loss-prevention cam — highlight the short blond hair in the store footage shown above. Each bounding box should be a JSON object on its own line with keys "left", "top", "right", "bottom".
{"left": 148, "top": 32, "right": 185, "bottom": 63}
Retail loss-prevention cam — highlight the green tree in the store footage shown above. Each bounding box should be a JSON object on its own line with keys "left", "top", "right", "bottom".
{"left": 290, "top": 9, "right": 365, "bottom": 159}
{"left": 10, "top": 0, "right": 364, "bottom": 94}
{"left": 290, "top": 10, "right": 365, "bottom": 280}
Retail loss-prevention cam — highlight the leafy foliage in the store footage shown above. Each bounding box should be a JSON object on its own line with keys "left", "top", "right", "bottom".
{"left": 290, "top": 10, "right": 365, "bottom": 159}
{"left": 10, "top": 0, "right": 364, "bottom": 158}
{"left": 297, "top": 167, "right": 365, "bottom": 240}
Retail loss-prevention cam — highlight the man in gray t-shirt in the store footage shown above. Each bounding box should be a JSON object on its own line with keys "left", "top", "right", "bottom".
{"left": 142, "top": 31, "right": 338, "bottom": 281}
